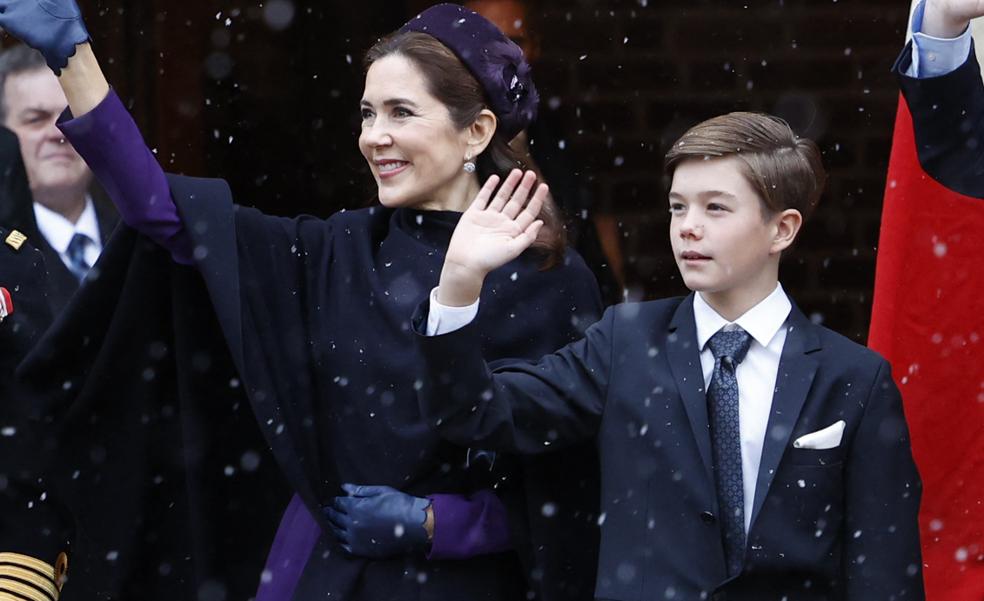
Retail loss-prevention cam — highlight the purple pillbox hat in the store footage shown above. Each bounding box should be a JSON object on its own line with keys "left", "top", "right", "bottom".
{"left": 399, "top": 3, "right": 539, "bottom": 140}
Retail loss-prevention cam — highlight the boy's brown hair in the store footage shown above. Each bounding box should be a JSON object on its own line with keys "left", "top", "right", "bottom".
{"left": 664, "top": 112, "right": 826, "bottom": 221}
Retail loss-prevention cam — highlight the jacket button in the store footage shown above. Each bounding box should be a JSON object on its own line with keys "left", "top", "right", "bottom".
{"left": 700, "top": 511, "right": 716, "bottom": 524}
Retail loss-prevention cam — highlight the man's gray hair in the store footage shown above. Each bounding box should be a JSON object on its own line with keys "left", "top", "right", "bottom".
{"left": 0, "top": 46, "right": 49, "bottom": 123}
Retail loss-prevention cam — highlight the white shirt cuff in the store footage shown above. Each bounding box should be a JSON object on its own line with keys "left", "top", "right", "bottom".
{"left": 426, "top": 286, "right": 480, "bottom": 336}
{"left": 908, "top": 0, "right": 974, "bottom": 78}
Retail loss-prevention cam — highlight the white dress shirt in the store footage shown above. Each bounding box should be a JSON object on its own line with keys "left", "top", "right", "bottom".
{"left": 427, "top": 284, "right": 792, "bottom": 533}
{"left": 907, "top": 0, "right": 973, "bottom": 78}
{"left": 33, "top": 196, "right": 103, "bottom": 271}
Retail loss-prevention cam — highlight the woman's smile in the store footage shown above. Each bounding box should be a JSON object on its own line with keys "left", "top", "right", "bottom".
{"left": 375, "top": 159, "right": 410, "bottom": 178}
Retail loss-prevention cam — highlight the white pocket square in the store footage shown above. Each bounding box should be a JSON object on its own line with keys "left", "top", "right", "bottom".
{"left": 792, "top": 420, "right": 846, "bottom": 450}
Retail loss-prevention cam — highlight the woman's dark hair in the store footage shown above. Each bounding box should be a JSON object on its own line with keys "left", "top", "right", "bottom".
{"left": 365, "top": 31, "right": 566, "bottom": 268}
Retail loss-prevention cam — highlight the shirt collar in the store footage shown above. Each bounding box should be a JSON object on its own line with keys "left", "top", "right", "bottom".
{"left": 32, "top": 196, "right": 100, "bottom": 254}
{"left": 693, "top": 284, "right": 792, "bottom": 351}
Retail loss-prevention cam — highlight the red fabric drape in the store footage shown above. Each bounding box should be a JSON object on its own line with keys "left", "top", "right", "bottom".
{"left": 869, "top": 97, "right": 984, "bottom": 600}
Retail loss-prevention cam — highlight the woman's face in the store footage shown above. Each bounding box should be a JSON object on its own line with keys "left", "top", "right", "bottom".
{"left": 359, "top": 54, "right": 475, "bottom": 211}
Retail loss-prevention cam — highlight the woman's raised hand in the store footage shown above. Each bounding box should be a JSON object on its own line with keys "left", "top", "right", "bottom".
{"left": 437, "top": 169, "right": 546, "bottom": 307}
{"left": 0, "top": 0, "right": 91, "bottom": 74}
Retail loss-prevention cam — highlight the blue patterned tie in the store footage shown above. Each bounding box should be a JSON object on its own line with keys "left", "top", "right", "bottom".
{"left": 65, "top": 233, "right": 91, "bottom": 281}
{"left": 706, "top": 326, "right": 752, "bottom": 577}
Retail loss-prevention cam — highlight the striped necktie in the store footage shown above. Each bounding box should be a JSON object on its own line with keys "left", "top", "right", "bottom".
{"left": 65, "top": 232, "right": 92, "bottom": 281}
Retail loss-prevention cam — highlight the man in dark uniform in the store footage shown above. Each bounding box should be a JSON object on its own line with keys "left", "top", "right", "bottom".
{"left": 0, "top": 225, "right": 73, "bottom": 601}
{"left": 0, "top": 47, "right": 118, "bottom": 314}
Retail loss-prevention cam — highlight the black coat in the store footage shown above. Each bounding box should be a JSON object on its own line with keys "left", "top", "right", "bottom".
{"left": 170, "top": 174, "right": 603, "bottom": 601}
{"left": 19, "top": 222, "right": 288, "bottom": 601}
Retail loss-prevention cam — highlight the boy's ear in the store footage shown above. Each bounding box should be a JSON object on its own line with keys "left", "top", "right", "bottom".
{"left": 466, "top": 109, "right": 497, "bottom": 158}
{"left": 771, "top": 209, "right": 803, "bottom": 254}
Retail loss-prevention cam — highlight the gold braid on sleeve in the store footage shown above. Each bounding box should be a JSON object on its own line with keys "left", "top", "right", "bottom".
{"left": 0, "top": 551, "right": 67, "bottom": 601}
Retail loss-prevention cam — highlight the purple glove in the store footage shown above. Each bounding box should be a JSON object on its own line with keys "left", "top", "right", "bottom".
{"left": 0, "top": 0, "right": 91, "bottom": 74}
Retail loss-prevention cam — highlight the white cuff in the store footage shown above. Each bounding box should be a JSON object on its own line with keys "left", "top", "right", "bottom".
{"left": 426, "top": 286, "right": 480, "bottom": 336}
{"left": 909, "top": 0, "right": 974, "bottom": 78}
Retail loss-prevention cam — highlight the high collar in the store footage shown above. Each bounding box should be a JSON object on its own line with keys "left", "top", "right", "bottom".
{"left": 391, "top": 207, "right": 462, "bottom": 249}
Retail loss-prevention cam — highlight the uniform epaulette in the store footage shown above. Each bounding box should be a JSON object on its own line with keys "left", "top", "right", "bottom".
{"left": 0, "top": 551, "right": 67, "bottom": 600}
{"left": 4, "top": 230, "right": 27, "bottom": 252}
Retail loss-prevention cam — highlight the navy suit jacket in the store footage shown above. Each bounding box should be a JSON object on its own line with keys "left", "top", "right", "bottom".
{"left": 894, "top": 40, "right": 984, "bottom": 198}
{"left": 415, "top": 294, "right": 925, "bottom": 601}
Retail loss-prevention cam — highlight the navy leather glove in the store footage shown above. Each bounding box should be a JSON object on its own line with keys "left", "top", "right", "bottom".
{"left": 325, "top": 483, "right": 431, "bottom": 558}
{"left": 0, "top": 0, "right": 91, "bottom": 74}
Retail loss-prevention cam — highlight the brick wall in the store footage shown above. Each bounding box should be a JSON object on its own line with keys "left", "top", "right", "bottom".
{"left": 526, "top": 0, "right": 911, "bottom": 341}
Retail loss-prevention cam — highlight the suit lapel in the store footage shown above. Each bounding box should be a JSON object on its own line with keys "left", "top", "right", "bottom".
{"left": 666, "top": 294, "right": 715, "bottom": 485}
{"left": 749, "top": 304, "right": 821, "bottom": 531}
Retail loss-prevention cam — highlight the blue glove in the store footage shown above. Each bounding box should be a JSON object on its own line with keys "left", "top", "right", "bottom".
{"left": 0, "top": 0, "right": 91, "bottom": 74}
{"left": 325, "top": 483, "right": 431, "bottom": 558}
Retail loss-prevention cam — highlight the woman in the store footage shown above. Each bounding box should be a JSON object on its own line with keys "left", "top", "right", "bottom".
{"left": 1, "top": 2, "right": 602, "bottom": 600}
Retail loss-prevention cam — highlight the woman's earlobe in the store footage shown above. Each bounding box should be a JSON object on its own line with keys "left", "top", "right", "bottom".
{"left": 469, "top": 109, "right": 498, "bottom": 154}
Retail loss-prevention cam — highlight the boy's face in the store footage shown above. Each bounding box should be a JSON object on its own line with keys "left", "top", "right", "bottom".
{"left": 668, "top": 156, "right": 789, "bottom": 307}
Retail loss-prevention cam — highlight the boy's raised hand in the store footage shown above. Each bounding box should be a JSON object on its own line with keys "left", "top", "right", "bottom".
{"left": 0, "top": 0, "right": 91, "bottom": 74}
{"left": 437, "top": 169, "right": 546, "bottom": 307}
{"left": 924, "top": 0, "right": 984, "bottom": 37}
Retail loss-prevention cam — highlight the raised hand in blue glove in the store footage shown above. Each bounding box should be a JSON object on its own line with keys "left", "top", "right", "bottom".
{"left": 325, "top": 483, "right": 431, "bottom": 558}
{"left": 0, "top": 0, "right": 91, "bottom": 74}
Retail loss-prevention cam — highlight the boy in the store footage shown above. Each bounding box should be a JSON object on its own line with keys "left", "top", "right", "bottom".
{"left": 412, "top": 113, "right": 924, "bottom": 600}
